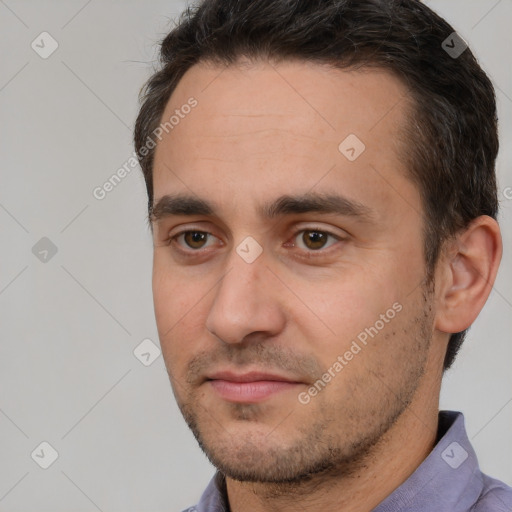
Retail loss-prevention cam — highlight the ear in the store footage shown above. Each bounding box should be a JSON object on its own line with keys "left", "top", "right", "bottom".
{"left": 435, "top": 215, "right": 502, "bottom": 334}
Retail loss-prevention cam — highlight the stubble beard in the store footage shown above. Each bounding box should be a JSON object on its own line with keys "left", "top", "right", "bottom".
{"left": 170, "top": 284, "right": 435, "bottom": 489}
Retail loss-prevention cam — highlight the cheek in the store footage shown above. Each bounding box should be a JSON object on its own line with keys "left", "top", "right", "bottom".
{"left": 290, "top": 265, "right": 406, "bottom": 365}
{"left": 152, "top": 259, "right": 176, "bottom": 328}
{"left": 152, "top": 258, "right": 198, "bottom": 357}
{"left": 152, "top": 250, "right": 198, "bottom": 313}
{"left": 312, "top": 269, "right": 398, "bottom": 327}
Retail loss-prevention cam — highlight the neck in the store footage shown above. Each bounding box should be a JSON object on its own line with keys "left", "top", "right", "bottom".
{"left": 226, "top": 377, "right": 441, "bottom": 512}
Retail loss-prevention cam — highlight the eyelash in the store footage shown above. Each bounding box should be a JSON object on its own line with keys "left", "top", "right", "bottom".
{"left": 164, "top": 227, "right": 345, "bottom": 258}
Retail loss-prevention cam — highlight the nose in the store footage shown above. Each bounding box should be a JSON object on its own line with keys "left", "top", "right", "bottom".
{"left": 205, "top": 249, "right": 286, "bottom": 344}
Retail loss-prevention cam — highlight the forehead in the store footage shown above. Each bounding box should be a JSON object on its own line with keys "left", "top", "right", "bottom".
{"left": 152, "top": 59, "right": 419, "bottom": 225}
{"left": 160, "top": 58, "right": 409, "bottom": 131}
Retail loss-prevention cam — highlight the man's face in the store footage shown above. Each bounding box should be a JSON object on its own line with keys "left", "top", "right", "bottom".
{"left": 151, "top": 60, "right": 440, "bottom": 482}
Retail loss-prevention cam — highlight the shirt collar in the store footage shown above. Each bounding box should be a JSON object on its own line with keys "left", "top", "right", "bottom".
{"left": 373, "top": 410, "right": 484, "bottom": 511}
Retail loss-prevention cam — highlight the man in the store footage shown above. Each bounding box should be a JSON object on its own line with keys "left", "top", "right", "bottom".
{"left": 134, "top": 0, "right": 511, "bottom": 510}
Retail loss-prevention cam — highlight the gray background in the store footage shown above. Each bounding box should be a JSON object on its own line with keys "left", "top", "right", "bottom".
{"left": 0, "top": 1, "right": 511, "bottom": 511}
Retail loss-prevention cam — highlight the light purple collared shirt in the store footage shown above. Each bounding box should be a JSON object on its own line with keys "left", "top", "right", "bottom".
{"left": 183, "top": 411, "right": 512, "bottom": 512}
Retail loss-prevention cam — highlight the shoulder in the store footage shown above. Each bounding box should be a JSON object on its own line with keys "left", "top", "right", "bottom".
{"left": 471, "top": 473, "right": 512, "bottom": 512}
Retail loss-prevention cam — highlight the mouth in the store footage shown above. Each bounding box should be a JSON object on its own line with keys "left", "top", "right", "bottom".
{"left": 205, "top": 370, "right": 304, "bottom": 403}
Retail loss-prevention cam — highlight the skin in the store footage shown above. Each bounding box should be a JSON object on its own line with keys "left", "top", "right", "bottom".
{"left": 150, "top": 59, "right": 502, "bottom": 511}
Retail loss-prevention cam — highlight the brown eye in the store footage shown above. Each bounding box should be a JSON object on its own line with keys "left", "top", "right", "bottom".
{"left": 289, "top": 228, "right": 341, "bottom": 253}
{"left": 302, "top": 230, "right": 329, "bottom": 250}
{"left": 182, "top": 231, "right": 209, "bottom": 249}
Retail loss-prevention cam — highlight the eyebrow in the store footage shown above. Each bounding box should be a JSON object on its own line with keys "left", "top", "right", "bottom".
{"left": 150, "top": 192, "right": 375, "bottom": 224}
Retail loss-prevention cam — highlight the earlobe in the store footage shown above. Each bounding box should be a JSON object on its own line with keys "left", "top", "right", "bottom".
{"left": 435, "top": 216, "right": 502, "bottom": 334}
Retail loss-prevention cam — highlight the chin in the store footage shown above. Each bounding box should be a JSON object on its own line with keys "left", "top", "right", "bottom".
{"left": 187, "top": 416, "right": 354, "bottom": 484}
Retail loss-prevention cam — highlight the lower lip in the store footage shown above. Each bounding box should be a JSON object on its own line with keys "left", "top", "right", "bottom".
{"left": 208, "top": 380, "right": 300, "bottom": 403}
